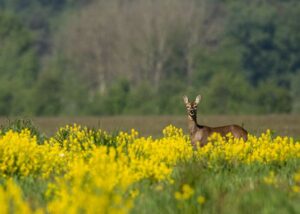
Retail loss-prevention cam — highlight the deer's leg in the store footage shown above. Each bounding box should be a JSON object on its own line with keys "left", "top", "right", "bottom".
{"left": 191, "top": 140, "right": 198, "bottom": 151}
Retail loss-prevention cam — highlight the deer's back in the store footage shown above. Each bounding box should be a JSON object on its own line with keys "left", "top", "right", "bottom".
{"left": 192, "top": 124, "right": 248, "bottom": 148}
{"left": 211, "top": 124, "right": 248, "bottom": 141}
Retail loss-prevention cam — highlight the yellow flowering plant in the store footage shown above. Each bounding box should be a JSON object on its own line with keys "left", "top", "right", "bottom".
{"left": 0, "top": 124, "right": 298, "bottom": 213}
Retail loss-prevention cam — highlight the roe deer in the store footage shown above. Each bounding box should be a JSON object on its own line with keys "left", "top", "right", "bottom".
{"left": 183, "top": 95, "right": 248, "bottom": 150}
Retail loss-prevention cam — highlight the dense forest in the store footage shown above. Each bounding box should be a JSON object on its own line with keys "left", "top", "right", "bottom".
{"left": 0, "top": 0, "right": 300, "bottom": 116}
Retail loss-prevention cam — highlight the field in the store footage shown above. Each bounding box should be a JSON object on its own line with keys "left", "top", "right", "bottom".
{"left": 1, "top": 115, "right": 300, "bottom": 137}
{"left": 0, "top": 116, "right": 299, "bottom": 214}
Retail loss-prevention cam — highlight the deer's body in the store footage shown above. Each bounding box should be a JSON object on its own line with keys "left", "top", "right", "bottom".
{"left": 184, "top": 95, "right": 248, "bottom": 150}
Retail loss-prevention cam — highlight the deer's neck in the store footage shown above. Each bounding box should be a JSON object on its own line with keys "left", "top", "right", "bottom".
{"left": 188, "top": 115, "right": 199, "bottom": 135}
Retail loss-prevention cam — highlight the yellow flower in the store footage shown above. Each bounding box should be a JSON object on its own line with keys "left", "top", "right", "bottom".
{"left": 263, "top": 171, "right": 277, "bottom": 185}
{"left": 197, "top": 196, "right": 206, "bottom": 205}
{"left": 0, "top": 179, "right": 32, "bottom": 213}
{"left": 294, "top": 171, "right": 300, "bottom": 183}
{"left": 0, "top": 124, "right": 298, "bottom": 213}
{"left": 175, "top": 184, "right": 194, "bottom": 201}
{"left": 155, "top": 184, "right": 164, "bottom": 191}
{"left": 130, "top": 189, "right": 140, "bottom": 198}
{"left": 175, "top": 191, "right": 183, "bottom": 200}
{"left": 292, "top": 185, "right": 300, "bottom": 193}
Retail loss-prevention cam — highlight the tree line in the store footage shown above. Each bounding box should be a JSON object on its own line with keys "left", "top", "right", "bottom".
{"left": 0, "top": 0, "right": 300, "bottom": 116}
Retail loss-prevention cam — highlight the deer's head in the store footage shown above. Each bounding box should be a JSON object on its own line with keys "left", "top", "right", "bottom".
{"left": 183, "top": 95, "right": 201, "bottom": 118}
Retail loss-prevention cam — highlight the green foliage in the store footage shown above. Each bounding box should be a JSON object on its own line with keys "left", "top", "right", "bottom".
{"left": 52, "top": 124, "right": 119, "bottom": 149}
{"left": 255, "top": 79, "right": 292, "bottom": 113}
{"left": 0, "top": 118, "right": 45, "bottom": 144}
{"left": 1, "top": 0, "right": 300, "bottom": 115}
{"left": 291, "top": 71, "right": 300, "bottom": 113}
{"left": 15, "top": 177, "right": 49, "bottom": 210}
{"left": 0, "top": 12, "right": 38, "bottom": 115}
{"left": 0, "top": 12, "right": 37, "bottom": 81}
{"left": 132, "top": 160, "right": 300, "bottom": 214}
{"left": 157, "top": 78, "right": 187, "bottom": 115}
{"left": 125, "top": 82, "right": 159, "bottom": 115}
{"left": 203, "top": 72, "right": 254, "bottom": 114}
{"left": 34, "top": 72, "right": 62, "bottom": 116}
{"left": 103, "top": 79, "right": 131, "bottom": 115}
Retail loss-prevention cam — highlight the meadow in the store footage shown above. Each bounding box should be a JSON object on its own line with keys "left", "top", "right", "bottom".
{"left": 1, "top": 115, "right": 299, "bottom": 137}
{"left": 0, "top": 116, "right": 299, "bottom": 214}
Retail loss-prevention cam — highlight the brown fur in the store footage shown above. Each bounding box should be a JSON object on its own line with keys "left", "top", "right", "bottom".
{"left": 183, "top": 95, "right": 248, "bottom": 150}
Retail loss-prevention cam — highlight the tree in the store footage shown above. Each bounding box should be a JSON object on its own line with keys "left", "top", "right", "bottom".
{"left": 222, "top": 0, "right": 300, "bottom": 113}
{"left": 227, "top": 1, "right": 300, "bottom": 86}
{"left": 0, "top": 12, "right": 38, "bottom": 115}
{"left": 34, "top": 72, "right": 62, "bottom": 116}
{"left": 291, "top": 71, "right": 300, "bottom": 113}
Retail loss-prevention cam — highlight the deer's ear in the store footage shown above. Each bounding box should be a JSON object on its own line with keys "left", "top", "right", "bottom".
{"left": 183, "top": 95, "right": 189, "bottom": 104}
{"left": 195, "top": 95, "right": 202, "bottom": 105}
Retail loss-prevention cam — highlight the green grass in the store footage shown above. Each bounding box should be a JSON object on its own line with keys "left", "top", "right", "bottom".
{"left": 7, "top": 157, "right": 299, "bottom": 214}
{"left": 131, "top": 160, "right": 300, "bottom": 214}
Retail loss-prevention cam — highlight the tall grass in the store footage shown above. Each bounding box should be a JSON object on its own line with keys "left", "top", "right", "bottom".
{"left": 132, "top": 161, "right": 300, "bottom": 214}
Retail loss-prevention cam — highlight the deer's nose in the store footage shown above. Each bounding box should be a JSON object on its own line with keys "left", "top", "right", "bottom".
{"left": 189, "top": 110, "right": 196, "bottom": 115}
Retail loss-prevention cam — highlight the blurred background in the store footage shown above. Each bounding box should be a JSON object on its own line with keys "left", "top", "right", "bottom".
{"left": 0, "top": 0, "right": 300, "bottom": 117}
